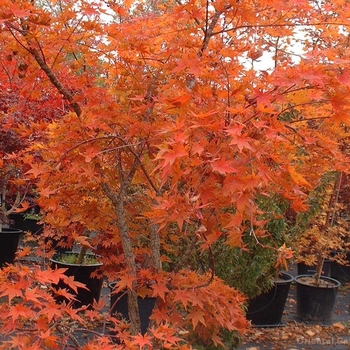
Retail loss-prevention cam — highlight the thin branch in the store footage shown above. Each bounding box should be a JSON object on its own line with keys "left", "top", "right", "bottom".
{"left": 0, "top": 58, "right": 14, "bottom": 89}
{"left": 47, "top": 133, "right": 160, "bottom": 195}
{"left": 212, "top": 21, "right": 350, "bottom": 36}
{"left": 124, "top": 152, "right": 140, "bottom": 188}
{"left": 327, "top": 172, "right": 343, "bottom": 227}
{"left": 193, "top": 230, "right": 215, "bottom": 290}
{"left": 116, "top": 151, "right": 125, "bottom": 195}
{"left": 34, "top": 37, "right": 47, "bottom": 65}
{"left": 288, "top": 115, "right": 330, "bottom": 124}
{"left": 51, "top": 16, "right": 84, "bottom": 68}
{"left": 5, "top": 22, "right": 32, "bottom": 53}
{"left": 204, "top": 0, "right": 209, "bottom": 36}
{"left": 95, "top": 143, "right": 143, "bottom": 156}
{"left": 6, "top": 21, "right": 83, "bottom": 117}
{"left": 174, "top": 235, "right": 198, "bottom": 273}
{"left": 274, "top": 37, "right": 280, "bottom": 68}
{"left": 56, "top": 324, "right": 81, "bottom": 349}
{"left": 199, "top": 8, "right": 227, "bottom": 56}
{"left": 277, "top": 100, "right": 329, "bottom": 120}
{"left": 283, "top": 124, "right": 306, "bottom": 142}
{"left": 27, "top": 46, "right": 82, "bottom": 116}
{"left": 174, "top": 0, "right": 201, "bottom": 28}
{"left": 125, "top": 143, "right": 159, "bottom": 194}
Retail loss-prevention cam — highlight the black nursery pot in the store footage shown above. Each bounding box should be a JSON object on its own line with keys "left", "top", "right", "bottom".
{"left": 246, "top": 272, "right": 294, "bottom": 327}
{"left": 109, "top": 282, "right": 156, "bottom": 335}
{"left": 50, "top": 253, "right": 103, "bottom": 308}
{"left": 297, "top": 260, "right": 331, "bottom": 277}
{"left": 330, "top": 252, "right": 350, "bottom": 283}
{"left": 296, "top": 275, "right": 340, "bottom": 324}
{"left": 9, "top": 213, "right": 43, "bottom": 235}
{"left": 0, "top": 228, "right": 23, "bottom": 267}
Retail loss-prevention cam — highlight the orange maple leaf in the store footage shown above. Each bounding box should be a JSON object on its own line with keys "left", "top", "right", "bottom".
{"left": 151, "top": 281, "right": 169, "bottom": 301}
{"left": 131, "top": 333, "right": 153, "bottom": 349}
{"left": 13, "top": 201, "right": 31, "bottom": 213}
{"left": 39, "top": 186, "right": 57, "bottom": 198}
{"left": 288, "top": 165, "right": 312, "bottom": 188}
{"left": 188, "top": 309, "right": 206, "bottom": 329}
{"left": 25, "top": 163, "right": 46, "bottom": 178}
{"left": 173, "top": 288, "right": 191, "bottom": 309}
{"left": 114, "top": 273, "right": 136, "bottom": 291}
{"left": 16, "top": 246, "right": 31, "bottom": 258}
{"left": 35, "top": 268, "right": 68, "bottom": 285}
{"left": 10, "top": 5, "right": 32, "bottom": 18}
{"left": 275, "top": 243, "right": 293, "bottom": 270}
{"left": 62, "top": 275, "right": 88, "bottom": 294}
{"left": 24, "top": 287, "right": 42, "bottom": 304}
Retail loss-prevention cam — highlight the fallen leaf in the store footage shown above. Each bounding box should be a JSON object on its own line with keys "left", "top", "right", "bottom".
{"left": 305, "top": 329, "right": 316, "bottom": 337}
{"left": 333, "top": 322, "right": 346, "bottom": 330}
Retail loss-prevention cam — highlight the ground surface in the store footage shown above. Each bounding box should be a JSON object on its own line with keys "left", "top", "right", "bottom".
{"left": 237, "top": 272, "right": 350, "bottom": 350}
{"left": 3, "top": 239, "right": 350, "bottom": 349}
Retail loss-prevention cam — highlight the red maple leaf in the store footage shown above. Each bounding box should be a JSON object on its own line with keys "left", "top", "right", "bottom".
{"left": 229, "top": 134, "right": 253, "bottom": 152}
{"left": 149, "top": 307, "right": 169, "bottom": 324}
{"left": 211, "top": 158, "right": 237, "bottom": 175}
{"left": 8, "top": 304, "right": 33, "bottom": 320}
{"left": 35, "top": 268, "right": 68, "bottom": 285}
{"left": 39, "top": 304, "right": 62, "bottom": 322}
{"left": 0, "top": 284, "right": 24, "bottom": 303}
{"left": 54, "top": 288, "right": 77, "bottom": 302}
{"left": 39, "top": 186, "right": 57, "bottom": 198}
{"left": 338, "top": 70, "right": 350, "bottom": 87}
{"left": 157, "top": 143, "right": 188, "bottom": 166}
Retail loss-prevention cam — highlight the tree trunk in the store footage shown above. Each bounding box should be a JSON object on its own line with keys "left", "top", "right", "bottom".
{"left": 150, "top": 223, "right": 161, "bottom": 272}
{"left": 314, "top": 254, "right": 324, "bottom": 286}
{"left": 116, "top": 198, "right": 141, "bottom": 334}
{"left": 102, "top": 183, "right": 141, "bottom": 334}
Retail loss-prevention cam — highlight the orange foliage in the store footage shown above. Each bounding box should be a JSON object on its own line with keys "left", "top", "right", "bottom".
{"left": 0, "top": 0, "right": 350, "bottom": 347}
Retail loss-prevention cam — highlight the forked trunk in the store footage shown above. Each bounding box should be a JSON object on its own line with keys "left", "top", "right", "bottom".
{"left": 77, "top": 245, "right": 89, "bottom": 265}
{"left": 103, "top": 181, "right": 141, "bottom": 334}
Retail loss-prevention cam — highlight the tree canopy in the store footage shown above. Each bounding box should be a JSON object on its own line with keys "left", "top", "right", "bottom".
{"left": 1, "top": 0, "right": 350, "bottom": 348}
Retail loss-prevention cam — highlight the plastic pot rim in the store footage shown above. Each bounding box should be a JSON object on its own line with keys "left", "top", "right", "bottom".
{"left": 50, "top": 252, "right": 103, "bottom": 267}
{"left": 295, "top": 274, "right": 341, "bottom": 288}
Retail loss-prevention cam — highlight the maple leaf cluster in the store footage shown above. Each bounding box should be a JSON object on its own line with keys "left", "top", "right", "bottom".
{"left": 0, "top": 49, "right": 66, "bottom": 223}
{"left": 0, "top": 264, "right": 88, "bottom": 349}
{"left": 295, "top": 172, "right": 350, "bottom": 271}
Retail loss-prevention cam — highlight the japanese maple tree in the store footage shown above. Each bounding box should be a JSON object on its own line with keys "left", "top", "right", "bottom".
{"left": 0, "top": 41, "right": 65, "bottom": 226}
{"left": 1, "top": 0, "right": 350, "bottom": 348}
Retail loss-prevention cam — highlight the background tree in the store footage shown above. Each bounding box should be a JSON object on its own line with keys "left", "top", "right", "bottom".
{"left": 0, "top": 41, "right": 65, "bottom": 225}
